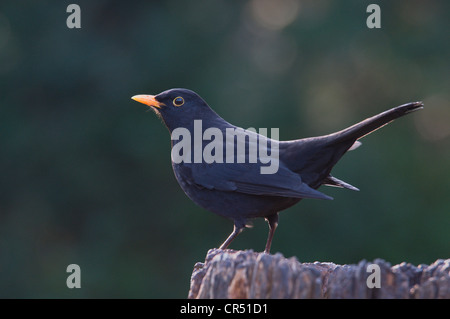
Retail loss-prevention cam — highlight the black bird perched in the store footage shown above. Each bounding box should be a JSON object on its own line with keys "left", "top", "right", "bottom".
{"left": 132, "top": 89, "right": 423, "bottom": 254}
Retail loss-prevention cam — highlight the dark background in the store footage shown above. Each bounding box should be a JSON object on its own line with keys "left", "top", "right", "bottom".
{"left": 0, "top": 0, "right": 448, "bottom": 298}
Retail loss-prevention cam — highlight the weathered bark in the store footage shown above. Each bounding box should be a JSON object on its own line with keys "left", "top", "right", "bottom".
{"left": 188, "top": 249, "right": 450, "bottom": 299}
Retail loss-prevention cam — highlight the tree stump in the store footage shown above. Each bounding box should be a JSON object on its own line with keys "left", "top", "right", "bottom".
{"left": 188, "top": 249, "right": 450, "bottom": 299}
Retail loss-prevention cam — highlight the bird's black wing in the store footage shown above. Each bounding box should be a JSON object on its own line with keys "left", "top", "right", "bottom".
{"left": 178, "top": 160, "right": 332, "bottom": 200}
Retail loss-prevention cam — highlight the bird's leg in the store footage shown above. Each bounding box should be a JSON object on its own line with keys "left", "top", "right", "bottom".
{"left": 264, "top": 213, "right": 279, "bottom": 254}
{"left": 219, "top": 223, "right": 245, "bottom": 250}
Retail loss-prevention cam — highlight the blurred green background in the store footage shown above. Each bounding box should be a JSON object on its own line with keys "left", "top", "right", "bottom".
{"left": 0, "top": 0, "right": 449, "bottom": 298}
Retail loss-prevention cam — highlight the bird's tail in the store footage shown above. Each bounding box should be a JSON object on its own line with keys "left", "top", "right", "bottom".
{"left": 282, "top": 101, "right": 423, "bottom": 189}
{"left": 332, "top": 101, "right": 424, "bottom": 143}
{"left": 319, "top": 101, "right": 423, "bottom": 190}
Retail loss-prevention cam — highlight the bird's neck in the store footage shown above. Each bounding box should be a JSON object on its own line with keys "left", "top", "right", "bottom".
{"left": 164, "top": 111, "right": 233, "bottom": 135}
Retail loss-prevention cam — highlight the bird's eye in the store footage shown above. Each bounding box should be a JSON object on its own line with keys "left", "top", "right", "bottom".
{"left": 173, "top": 97, "right": 184, "bottom": 107}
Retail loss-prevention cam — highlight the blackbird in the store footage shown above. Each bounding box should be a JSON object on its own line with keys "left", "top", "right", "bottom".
{"left": 132, "top": 88, "right": 423, "bottom": 253}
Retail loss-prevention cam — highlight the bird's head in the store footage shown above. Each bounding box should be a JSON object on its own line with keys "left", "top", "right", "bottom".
{"left": 131, "top": 88, "right": 217, "bottom": 132}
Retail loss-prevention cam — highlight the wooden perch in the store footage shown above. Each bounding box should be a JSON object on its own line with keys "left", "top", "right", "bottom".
{"left": 188, "top": 249, "right": 450, "bottom": 299}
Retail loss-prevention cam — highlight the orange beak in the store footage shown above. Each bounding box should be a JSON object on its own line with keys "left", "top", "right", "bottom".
{"left": 131, "top": 95, "right": 166, "bottom": 109}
